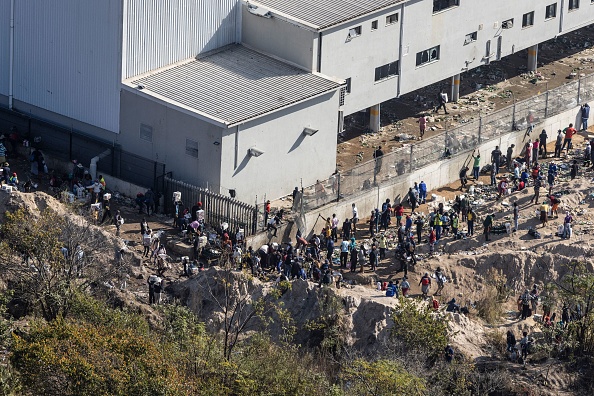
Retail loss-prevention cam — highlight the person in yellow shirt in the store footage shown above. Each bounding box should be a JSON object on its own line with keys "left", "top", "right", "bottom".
{"left": 539, "top": 201, "right": 549, "bottom": 227}
{"left": 467, "top": 209, "right": 475, "bottom": 236}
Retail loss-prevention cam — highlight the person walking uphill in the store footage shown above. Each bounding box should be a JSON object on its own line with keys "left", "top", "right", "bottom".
{"left": 419, "top": 272, "right": 432, "bottom": 299}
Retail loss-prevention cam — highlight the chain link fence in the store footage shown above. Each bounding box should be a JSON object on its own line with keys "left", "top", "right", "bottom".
{"left": 302, "top": 72, "right": 594, "bottom": 210}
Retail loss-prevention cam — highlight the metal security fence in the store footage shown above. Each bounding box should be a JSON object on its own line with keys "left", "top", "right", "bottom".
{"left": 0, "top": 108, "right": 166, "bottom": 191}
{"left": 163, "top": 175, "right": 258, "bottom": 236}
{"left": 302, "top": 72, "right": 594, "bottom": 210}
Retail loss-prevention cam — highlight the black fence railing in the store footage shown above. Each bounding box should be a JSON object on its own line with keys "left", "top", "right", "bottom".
{"left": 0, "top": 107, "right": 165, "bottom": 191}
{"left": 163, "top": 175, "right": 258, "bottom": 236}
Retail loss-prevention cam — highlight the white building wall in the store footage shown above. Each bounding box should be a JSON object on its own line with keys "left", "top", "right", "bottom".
{"left": 10, "top": 0, "right": 122, "bottom": 133}
{"left": 219, "top": 92, "right": 340, "bottom": 203}
{"left": 241, "top": 4, "right": 316, "bottom": 70}
{"left": 561, "top": 1, "right": 594, "bottom": 33}
{"left": 320, "top": 6, "right": 402, "bottom": 115}
{"left": 399, "top": 0, "right": 594, "bottom": 94}
{"left": 119, "top": 88, "right": 223, "bottom": 189}
{"left": 124, "top": 0, "right": 240, "bottom": 78}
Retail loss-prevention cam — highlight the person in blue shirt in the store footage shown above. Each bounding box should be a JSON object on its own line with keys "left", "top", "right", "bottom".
{"left": 547, "top": 162, "right": 558, "bottom": 194}
{"left": 418, "top": 181, "right": 427, "bottom": 204}
{"left": 520, "top": 169, "right": 529, "bottom": 184}
{"left": 405, "top": 215, "right": 413, "bottom": 234}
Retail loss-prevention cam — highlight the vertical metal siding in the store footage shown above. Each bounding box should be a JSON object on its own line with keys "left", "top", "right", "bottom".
{"left": 124, "top": 0, "right": 239, "bottom": 78}
{"left": 12, "top": 0, "right": 122, "bottom": 133}
{"left": 0, "top": 0, "right": 11, "bottom": 96}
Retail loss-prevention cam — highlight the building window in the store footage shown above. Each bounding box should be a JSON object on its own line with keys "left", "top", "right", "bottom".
{"left": 139, "top": 124, "right": 153, "bottom": 142}
{"left": 375, "top": 61, "right": 399, "bottom": 81}
{"left": 545, "top": 3, "right": 557, "bottom": 19}
{"left": 416, "top": 46, "right": 440, "bottom": 66}
{"left": 522, "top": 11, "right": 535, "bottom": 27}
{"left": 345, "top": 78, "right": 352, "bottom": 93}
{"left": 347, "top": 26, "right": 361, "bottom": 39}
{"left": 464, "top": 32, "right": 477, "bottom": 45}
{"left": 569, "top": 0, "right": 579, "bottom": 10}
{"left": 502, "top": 18, "right": 514, "bottom": 29}
{"left": 371, "top": 20, "right": 378, "bottom": 30}
{"left": 433, "top": 0, "right": 459, "bottom": 13}
{"left": 386, "top": 13, "right": 399, "bottom": 25}
{"left": 185, "top": 139, "right": 199, "bottom": 158}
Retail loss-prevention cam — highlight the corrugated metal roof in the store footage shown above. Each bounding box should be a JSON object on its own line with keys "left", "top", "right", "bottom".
{"left": 131, "top": 45, "right": 341, "bottom": 126}
{"left": 250, "top": 0, "right": 406, "bottom": 30}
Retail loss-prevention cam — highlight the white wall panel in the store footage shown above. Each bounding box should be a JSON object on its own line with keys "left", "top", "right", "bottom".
{"left": 124, "top": 0, "right": 239, "bottom": 78}
{"left": 0, "top": 0, "right": 11, "bottom": 96}
{"left": 11, "top": 0, "right": 122, "bottom": 132}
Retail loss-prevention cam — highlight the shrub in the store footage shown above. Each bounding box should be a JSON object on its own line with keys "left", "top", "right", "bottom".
{"left": 390, "top": 297, "right": 449, "bottom": 358}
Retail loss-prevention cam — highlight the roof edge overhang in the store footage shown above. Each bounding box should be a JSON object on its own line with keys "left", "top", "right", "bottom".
{"left": 121, "top": 82, "right": 230, "bottom": 129}
{"left": 244, "top": 0, "right": 408, "bottom": 32}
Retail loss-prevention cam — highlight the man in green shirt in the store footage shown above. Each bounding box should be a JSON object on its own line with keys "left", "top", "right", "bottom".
{"left": 472, "top": 151, "right": 481, "bottom": 180}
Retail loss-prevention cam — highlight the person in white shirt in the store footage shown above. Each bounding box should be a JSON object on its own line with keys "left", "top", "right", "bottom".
{"left": 351, "top": 203, "right": 359, "bottom": 233}
{"left": 331, "top": 213, "right": 339, "bottom": 242}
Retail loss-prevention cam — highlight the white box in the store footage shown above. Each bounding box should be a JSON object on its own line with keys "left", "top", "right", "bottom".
{"left": 1, "top": 185, "right": 13, "bottom": 193}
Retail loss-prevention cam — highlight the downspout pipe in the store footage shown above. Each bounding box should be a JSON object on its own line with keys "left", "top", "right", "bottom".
{"left": 396, "top": 3, "right": 405, "bottom": 97}
{"left": 9, "top": 0, "right": 15, "bottom": 109}
{"left": 90, "top": 149, "right": 112, "bottom": 180}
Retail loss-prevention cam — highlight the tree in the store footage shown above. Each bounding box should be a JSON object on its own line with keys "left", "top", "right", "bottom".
{"left": 201, "top": 266, "right": 285, "bottom": 361}
{"left": 546, "top": 261, "right": 594, "bottom": 355}
{"left": 10, "top": 303, "right": 187, "bottom": 395}
{"left": 0, "top": 209, "right": 129, "bottom": 321}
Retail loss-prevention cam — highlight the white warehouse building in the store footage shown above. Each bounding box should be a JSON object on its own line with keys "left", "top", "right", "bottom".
{"left": 0, "top": 0, "right": 593, "bottom": 202}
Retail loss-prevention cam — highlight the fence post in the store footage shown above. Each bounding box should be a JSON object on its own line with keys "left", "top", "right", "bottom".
{"left": 409, "top": 145, "right": 414, "bottom": 173}
{"left": 545, "top": 90, "right": 549, "bottom": 118}
{"left": 478, "top": 115, "right": 482, "bottom": 144}
{"left": 577, "top": 78, "right": 581, "bottom": 105}
{"left": 252, "top": 205, "right": 258, "bottom": 235}
{"left": 337, "top": 172, "right": 341, "bottom": 202}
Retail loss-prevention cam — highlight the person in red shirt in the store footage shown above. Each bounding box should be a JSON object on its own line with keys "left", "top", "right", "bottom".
{"left": 429, "top": 228, "right": 437, "bottom": 255}
{"left": 395, "top": 203, "right": 404, "bottom": 226}
{"left": 561, "top": 123, "right": 577, "bottom": 154}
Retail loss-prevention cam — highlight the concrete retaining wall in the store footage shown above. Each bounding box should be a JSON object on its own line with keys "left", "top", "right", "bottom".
{"left": 246, "top": 104, "right": 583, "bottom": 248}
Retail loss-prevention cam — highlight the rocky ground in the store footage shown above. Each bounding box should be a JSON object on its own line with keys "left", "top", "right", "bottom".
{"left": 3, "top": 129, "right": 594, "bottom": 393}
